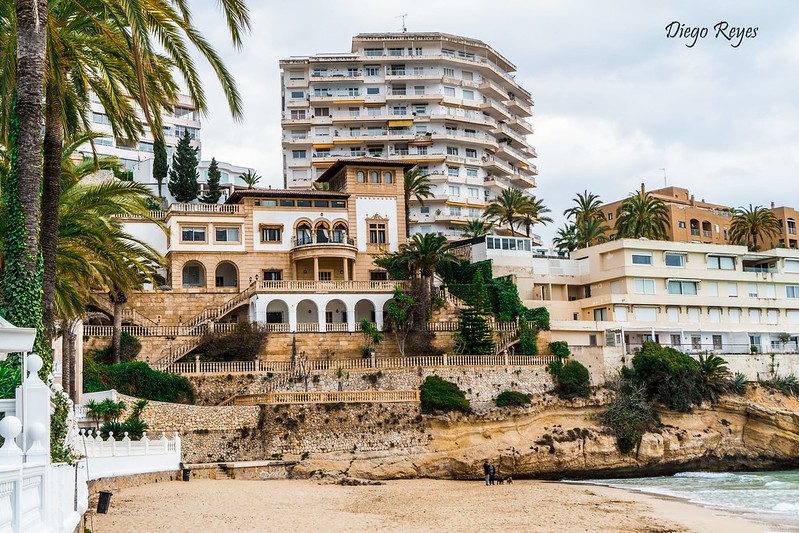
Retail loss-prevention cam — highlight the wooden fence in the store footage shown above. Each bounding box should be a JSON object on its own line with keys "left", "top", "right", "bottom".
{"left": 231, "top": 389, "right": 420, "bottom": 406}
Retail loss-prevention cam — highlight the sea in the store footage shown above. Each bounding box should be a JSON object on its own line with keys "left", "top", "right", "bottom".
{"left": 582, "top": 470, "right": 799, "bottom": 531}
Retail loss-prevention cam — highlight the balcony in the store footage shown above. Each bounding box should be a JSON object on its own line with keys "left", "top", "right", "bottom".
{"left": 482, "top": 155, "right": 513, "bottom": 175}
{"left": 290, "top": 235, "right": 358, "bottom": 261}
{"left": 167, "top": 203, "right": 240, "bottom": 215}
{"left": 480, "top": 98, "right": 513, "bottom": 121}
{"left": 504, "top": 98, "right": 533, "bottom": 117}
{"left": 257, "top": 280, "right": 405, "bottom": 293}
{"left": 479, "top": 79, "right": 508, "bottom": 100}
{"left": 309, "top": 70, "right": 363, "bottom": 82}
{"left": 508, "top": 117, "right": 534, "bottom": 135}
{"left": 496, "top": 143, "right": 532, "bottom": 166}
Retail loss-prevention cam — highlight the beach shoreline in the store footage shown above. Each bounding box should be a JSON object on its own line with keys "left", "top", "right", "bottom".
{"left": 88, "top": 478, "right": 772, "bottom": 532}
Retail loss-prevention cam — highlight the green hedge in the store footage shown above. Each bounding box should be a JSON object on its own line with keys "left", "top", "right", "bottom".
{"left": 84, "top": 355, "right": 195, "bottom": 404}
{"left": 419, "top": 376, "right": 470, "bottom": 414}
{"left": 495, "top": 390, "right": 531, "bottom": 407}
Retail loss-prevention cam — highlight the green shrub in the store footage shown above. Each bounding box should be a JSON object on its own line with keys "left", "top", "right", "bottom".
{"left": 83, "top": 354, "right": 195, "bottom": 404}
{"left": 549, "top": 341, "right": 570, "bottom": 358}
{"left": 196, "top": 322, "right": 267, "bottom": 362}
{"left": 0, "top": 361, "right": 21, "bottom": 399}
{"left": 495, "top": 390, "right": 531, "bottom": 407}
{"left": 553, "top": 360, "right": 591, "bottom": 399}
{"left": 419, "top": 376, "right": 470, "bottom": 414}
{"left": 600, "top": 385, "right": 659, "bottom": 453}
{"left": 93, "top": 331, "right": 142, "bottom": 365}
{"left": 454, "top": 308, "right": 494, "bottom": 355}
{"left": 728, "top": 372, "right": 748, "bottom": 395}
{"left": 517, "top": 319, "right": 538, "bottom": 356}
{"left": 759, "top": 374, "right": 799, "bottom": 396}
{"left": 630, "top": 342, "right": 703, "bottom": 412}
{"left": 521, "top": 307, "right": 550, "bottom": 331}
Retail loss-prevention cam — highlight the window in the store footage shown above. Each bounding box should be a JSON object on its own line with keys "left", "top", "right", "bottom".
{"left": 631, "top": 253, "right": 652, "bottom": 265}
{"left": 748, "top": 283, "right": 758, "bottom": 297}
{"left": 139, "top": 142, "right": 154, "bottom": 153}
{"left": 764, "top": 284, "right": 776, "bottom": 298}
{"left": 465, "top": 148, "right": 478, "bottom": 159}
{"left": 357, "top": 171, "right": 366, "bottom": 183}
{"left": 365, "top": 48, "right": 383, "bottom": 56}
{"left": 467, "top": 187, "right": 479, "bottom": 198}
{"left": 633, "top": 307, "right": 657, "bottom": 322}
{"left": 667, "top": 307, "right": 680, "bottom": 322}
{"left": 314, "top": 107, "right": 329, "bottom": 116}
{"left": 388, "top": 47, "right": 403, "bottom": 56}
{"left": 466, "top": 168, "right": 478, "bottom": 178}
{"left": 383, "top": 171, "right": 393, "bottom": 184}
{"left": 370, "top": 271, "right": 388, "bottom": 281}
{"left": 633, "top": 279, "right": 656, "bottom": 294}
{"left": 707, "top": 255, "right": 735, "bottom": 270}
{"left": 420, "top": 206, "right": 430, "bottom": 215}
{"left": 262, "top": 270, "right": 282, "bottom": 281}
{"left": 289, "top": 110, "right": 306, "bottom": 120}
{"left": 332, "top": 201, "right": 346, "bottom": 208}
{"left": 709, "top": 308, "right": 721, "bottom": 323}
{"left": 449, "top": 206, "right": 462, "bottom": 216}
{"left": 593, "top": 308, "right": 607, "bottom": 321}
{"left": 668, "top": 280, "right": 698, "bottom": 295}
{"left": 729, "top": 308, "right": 741, "bottom": 323}
{"left": 665, "top": 252, "right": 685, "bottom": 267}
{"left": 369, "top": 222, "right": 387, "bottom": 244}
{"left": 447, "top": 166, "right": 459, "bottom": 177}
{"left": 785, "top": 259, "right": 799, "bottom": 273}
{"left": 175, "top": 125, "right": 199, "bottom": 140}
{"left": 370, "top": 171, "right": 379, "bottom": 183}
{"left": 181, "top": 227, "right": 206, "bottom": 242}
{"left": 182, "top": 264, "right": 203, "bottom": 287}
{"left": 607, "top": 212, "right": 613, "bottom": 220}
{"left": 443, "top": 67, "right": 455, "bottom": 77}
{"left": 728, "top": 282, "right": 738, "bottom": 297}
{"left": 463, "top": 89, "right": 475, "bottom": 100}
{"left": 678, "top": 221, "right": 686, "bottom": 228}
{"left": 92, "top": 112, "right": 110, "bottom": 125}
{"left": 314, "top": 200, "right": 329, "bottom": 208}
{"left": 290, "top": 90, "right": 304, "bottom": 99}
{"left": 706, "top": 281, "right": 719, "bottom": 296}
{"left": 787, "top": 285, "right": 799, "bottom": 298}
{"left": 750, "top": 309, "right": 762, "bottom": 324}
{"left": 260, "top": 226, "right": 282, "bottom": 243}
{"left": 444, "top": 86, "right": 456, "bottom": 97}
{"left": 692, "top": 336, "right": 702, "bottom": 350}
{"left": 449, "top": 185, "right": 461, "bottom": 196}
{"left": 414, "top": 105, "right": 427, "bottom": 114}
{"left": 446, "top": 146, "right": 459, "bottom": 155}
{"left": 366, "top": 87, "right": 380, "bottom": 95}
{"left": 365, "top": 65, "right": 380, "bottom": 76}
{"left": 670, "top": 334, "right": 682, "bottom": 346}
{"left": 292, "top": 150, "right": 307, "bottom": 159}
{"left": 279, "top": 200, "right": 295, "bottom": 207}
{"left": 296, "top": 200, "right": 311, "bottom": 207}
{"left": 215, "top": 227, "right": 240, "bottom": 242}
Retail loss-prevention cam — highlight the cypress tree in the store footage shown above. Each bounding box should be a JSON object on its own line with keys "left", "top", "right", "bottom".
{"left": 469, "top": 269, "right": 492, "bottom": 314}
{"left": 518, "top": 318, "right": 538, "bottom": 355}
{"left": 167, "top": 130, "right": 200, "bottom": 202}
{"left": 201, "top": 157, "right": 222, "bottom": 203}
{"left": 153, "top": 137, "right": 168, "bottom": 198}
{"left": 454, "top": 308, "right": 494, "bottom": 355}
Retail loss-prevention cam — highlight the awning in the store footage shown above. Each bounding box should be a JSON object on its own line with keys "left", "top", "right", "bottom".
{"left": 312, "top": 143, "right": 334, "bottom": 149}
{"left": 388, "top": 120, "right": 413, "bottom": 127}
{"left": 364, "top": 102, "right": 384, "bottom": 107}
{"left": 333, "top": 140, "right": 361, "bottom": 145}
{"left": 333, "top": 100, "right": 363, "bottom": 105}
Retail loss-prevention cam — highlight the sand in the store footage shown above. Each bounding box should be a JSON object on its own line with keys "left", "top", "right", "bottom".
{"left": 87, "top": 478, "right": 769, "bottom": 533}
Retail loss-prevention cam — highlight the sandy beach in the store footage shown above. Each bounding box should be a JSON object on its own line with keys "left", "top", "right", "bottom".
{"left": 86, "top": 478, "right": 769, "bottom": 533}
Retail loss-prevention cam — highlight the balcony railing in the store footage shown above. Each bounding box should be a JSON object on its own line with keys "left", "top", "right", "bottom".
{"left": 291, "top": 235, "right": 355, "bottom": 248}
{"left": 256, "top": 280, "right": 406, "bottom": 292}
{"left": 690, "top": 228, "right": 700, "bottom": 236}
{"left": 703, "top": 230, "right": 713, "bottom": 237}
{"left": 168, "top": 203, "right": 240, "bottom": 215}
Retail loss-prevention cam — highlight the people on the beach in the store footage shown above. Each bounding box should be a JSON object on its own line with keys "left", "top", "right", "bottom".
{"left": 483, "top": 461, "right": 491, "bottom": 486}
{"left": 489, "top": 463, "right": 496, "bottom": 485}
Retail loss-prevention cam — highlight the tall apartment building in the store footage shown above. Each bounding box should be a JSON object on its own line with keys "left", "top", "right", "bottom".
{"left": 603, "top": 185, "right": 799, "bottom": 250}
{"left": 79, "top": 92, "right": 202, "bottom": 173}
{"left": 280, "top": 32, "right": 539, "bottom": 241}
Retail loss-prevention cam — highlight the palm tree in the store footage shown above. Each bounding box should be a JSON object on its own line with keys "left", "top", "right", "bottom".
{"left": 1, "top": 0, "right": 48, "bottom": 365}
{"left": 461, "top": 219, "right": 492, "bottom": 239}
{"left": 614, "top": 190, "right": 671, "bottom": 240}
{"left": 240, "top": 169, "right": 262, "bottom": 189}
{"left": 484, "top": 189, "right": 526, "bottom": 234}
{"left": 397, "top": 233, "right": 458, "bottom": 295}
{"left": 553, "top": 223, "right": 578, "bottom": 254}
{"left": 514, "top": 195, "right": 553, "bottom": 238}
{"left": 729, "top": 204, "right": 781, "bottom": 251}
{"left": 579, "top": 217, "right": 611, "bottom": 248}
{"left": 564, "top": 190, "right": 608, "bottom": 247}
{"left": 403, "top": 168, "right": 433, "bottom": 238}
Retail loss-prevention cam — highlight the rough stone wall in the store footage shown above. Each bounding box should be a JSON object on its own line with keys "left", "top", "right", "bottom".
{"left": 84, "top": 335, "right": 173, "bottom": 364}
{"left": 188, "top": 367, "right": 554, "bottom": 406}
{"left": 260, "top": 330, "right": 455, "bottom": 360}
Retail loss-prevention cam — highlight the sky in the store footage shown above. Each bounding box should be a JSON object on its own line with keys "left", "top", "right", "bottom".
{"left": 189, "top": 0, "right": 799, "bottom": 247}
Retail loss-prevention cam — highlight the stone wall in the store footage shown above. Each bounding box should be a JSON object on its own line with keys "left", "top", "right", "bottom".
{"left": 84, "top": 335, "right": 173, "bottom": 364}
{"left": 188, "top": 366, "right": 554, "bottom": 406}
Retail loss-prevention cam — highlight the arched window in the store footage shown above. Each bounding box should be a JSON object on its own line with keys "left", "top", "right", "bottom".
{"left": 296, "top": 222, "right": 312, "bottom": 245}
{"left": 383, "top": 171, "right": 393, "bottom": 184}
{"left": 214, "top": 261, "right": 238, "bottom": 288}
{"left": 315, "top": 221, "right": 330, "bottom": 243}
{"left": 357, "top": 171, "right": 365, "bottom": 183}
{"left": 182, "top": 261, "right": 205, "bottom": 288}
{"left": 370, "top": 171, "right": 379, "bottom": 183}
{"left": 333, "top": 223, "right": 347, "bottom": 243}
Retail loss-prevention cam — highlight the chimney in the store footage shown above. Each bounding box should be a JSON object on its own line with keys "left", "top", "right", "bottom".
{"left": 690, "top": 195, "right": 695, "bottom": 206}
{"left": 640, "top": 183, "right": 646, "bottom": 194}
{"left": 771, "top": 202, "right": 776, "bottom": 209}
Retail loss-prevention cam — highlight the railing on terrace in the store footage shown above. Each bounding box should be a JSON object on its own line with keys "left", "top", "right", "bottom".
{"left": 291, "top": 235, "right": 356, "bottom": 248}
{"left": 624, "top": 343, "right": 799, "bottom": 356}
{"left": 167, "top": 203, "right": 241, "bottom": 215}
{"left": 112, "top": 210, "right": 166, "bottom": 221}
{"left": 168, "top": 353, "right": 556, "bottom": 376}
{"left": 232, "top": 390, "right": 420, "bottom": 406}
{"left": 79, "top": 430, "right": 179, "bottom": 458}
{"left": 256, "top": 280, "right": 406, "bottom": 292}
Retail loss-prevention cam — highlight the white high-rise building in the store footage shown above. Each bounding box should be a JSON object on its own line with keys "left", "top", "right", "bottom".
{"left": 280, "top": 32, "right": 539, "bottom": 242}
{"left": 78, "top": 92, "right": 202, "bottom": 177}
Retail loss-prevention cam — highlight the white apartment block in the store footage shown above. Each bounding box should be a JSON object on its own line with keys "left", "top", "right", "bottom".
{"left": 464, "top": 237, "right": 799, "bottom": 355}
{"left": 79, "top": 92, "right": 202, "bottom": 173}
{"left": 280, "top": 32, "right": 539, "bottom": 242}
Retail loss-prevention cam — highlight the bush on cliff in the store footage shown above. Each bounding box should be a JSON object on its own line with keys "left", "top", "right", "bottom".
{"left": 550, "top": 360, "right": 591, "bottom": 399}
{"left": 495, "top": 390, "right": 531, "bottom": 407}
{"left": 420, "top": 376, "right": 470, "bottom": 414}
{"left": 93, "top": 332, "right": 142, "bottom": 365}
{"left": 84, "top": 353, "right": 195, "bottom": 404}
{"left": 600, "top": 383, "right": 659, "bottom": 454}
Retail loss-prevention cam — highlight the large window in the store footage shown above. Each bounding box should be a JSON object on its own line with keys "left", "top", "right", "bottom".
{"left": 215, "top": 227, "right": 240, "bottom": 242}
{"left": 260, "top": 226, "right": 282, "bottom": 243}
{"left": 181, "top": 227, "right": 206, "bottom": 242}
{"left": 369, "top": 222, "right": 387, "bottom": 244}
{"left": 664, "top": 252, "right": 686, "bottom": 267}
{"left": 707, "top": 255, "right": 735, "bottom": 270}
{"left": 787, "top": 285, "right": 799, "bottom": 298}
{"left": 633, "top": 279, "right": 656, "bottom": 295}
{"left": 631, "top": 253, "right": 652, "bottom": 265}
{"left": 182, "top": 263, "right": 204, "bottom": 287}
{"left": 668, "top": 280, "right": 698, "bottom": 295}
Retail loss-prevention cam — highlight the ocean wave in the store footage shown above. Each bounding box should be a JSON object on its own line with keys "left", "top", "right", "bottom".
{"left": 672, "top": 472, "right": 737, "bottom": 480}
{"left": 773, "top": 502, "right": 799, "bottom": 512}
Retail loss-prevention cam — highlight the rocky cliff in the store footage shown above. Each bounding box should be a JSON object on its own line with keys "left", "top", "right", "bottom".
{"left": 293, "top": 388, "right": 799, "bottom": 480}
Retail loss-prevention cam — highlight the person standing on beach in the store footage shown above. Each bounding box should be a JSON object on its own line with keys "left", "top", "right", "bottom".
{"left": 489, "top": 463, "right": 496, "bottom": 485}
{"left": 483, "top": 461, "right": 491, "bottom": 486}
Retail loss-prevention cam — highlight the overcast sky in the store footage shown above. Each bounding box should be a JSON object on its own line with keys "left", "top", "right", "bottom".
{"left": 189, "top": 1, "right": 799, "bottom": 246}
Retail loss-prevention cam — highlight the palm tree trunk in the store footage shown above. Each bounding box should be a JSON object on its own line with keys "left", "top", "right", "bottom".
{"left": 405, "top": 193, "right": 411, "bottom": 238}
{"left": 41, "top": 84, "right": 64, "bottom": 344}
{"left": 525, "top": 223, "right": 531, "bottom": 238}
{"left": 112, "top": 300, "right": 123, "bottom": 364}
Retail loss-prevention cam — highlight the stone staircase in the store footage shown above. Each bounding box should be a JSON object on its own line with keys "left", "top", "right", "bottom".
{"left": 184, "top": 282, "right": 257, "bottom": 329}
{"left": 152, "top": 334, "right": 205, "bottom": 371}
{"left": 91, "top": 296, "right": 160, "bottom": 328}
{"left": 217, "top": 370, "right": 297, "bottom": 406}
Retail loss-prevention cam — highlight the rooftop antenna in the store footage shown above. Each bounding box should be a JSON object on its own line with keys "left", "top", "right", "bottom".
{"left": 659, "top": 168, "right": 667, "bottom": 187}
{"left": 397, "top": 13, "right": 408, "bottom": 33}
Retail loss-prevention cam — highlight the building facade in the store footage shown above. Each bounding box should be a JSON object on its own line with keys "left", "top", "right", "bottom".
{"left": 279, "top": 32, "right": 538, "bottom": 241}
{"left": 465, "top": 236, "right": 799, "bottom": 354}
{"left": 119, "top": 159, "right": 412, "bottom": 333}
